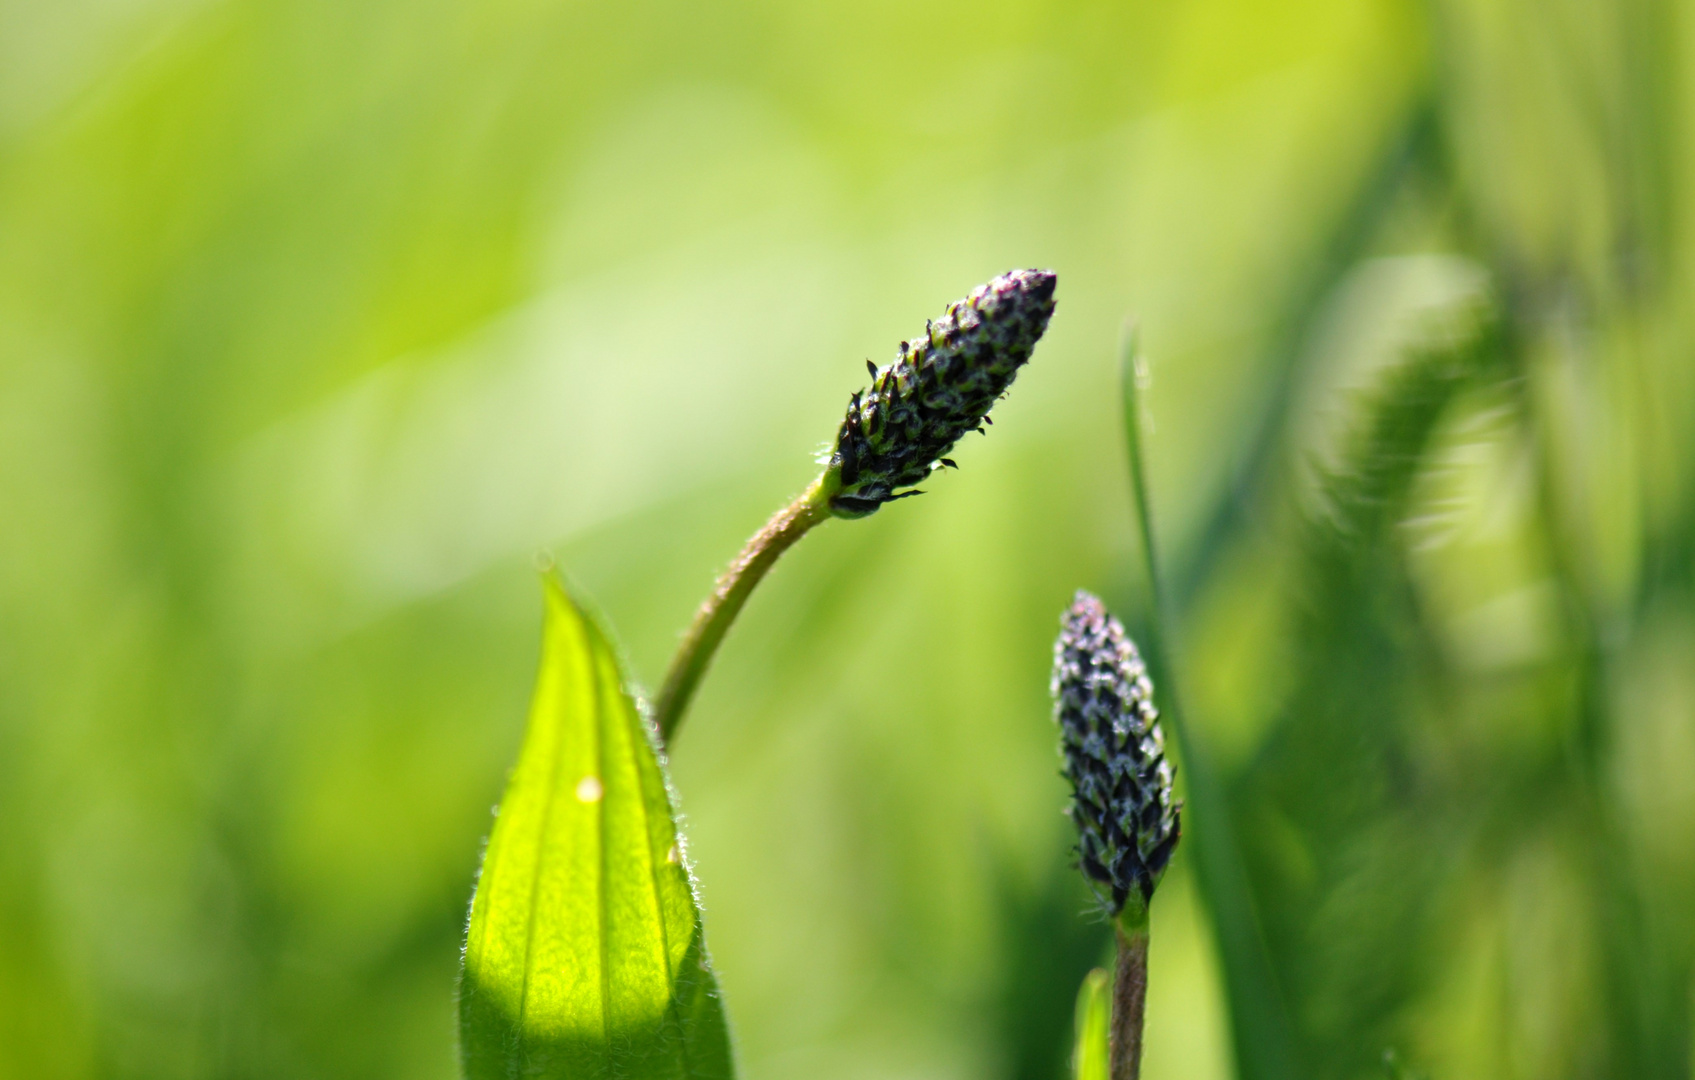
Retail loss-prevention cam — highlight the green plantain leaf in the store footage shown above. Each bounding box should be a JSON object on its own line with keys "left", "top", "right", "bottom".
{"left": 1071, "top": 968, "right": 1110, "bottom": 1080}
{"left": 459, "top": 577, "right": 735, "bottom": 1080}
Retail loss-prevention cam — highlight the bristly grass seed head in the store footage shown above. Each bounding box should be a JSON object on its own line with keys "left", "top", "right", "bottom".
{"left": 824, "top": 269, "right": 1056, "bottom": 518}
{"left": 1052, "top": 590, "right": 1179, "bottom": 915}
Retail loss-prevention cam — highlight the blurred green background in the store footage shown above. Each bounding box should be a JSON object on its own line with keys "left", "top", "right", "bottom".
{"left": 1, "top": 0, "right": 1691, "bottom": 1077}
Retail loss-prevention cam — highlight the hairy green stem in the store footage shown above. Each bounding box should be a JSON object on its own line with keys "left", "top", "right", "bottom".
{"left": 1111, "top": 900, "right": 1151, "bottom": 1080}
{"left": 653, "top": 477, "right": 832, "bottom": 743}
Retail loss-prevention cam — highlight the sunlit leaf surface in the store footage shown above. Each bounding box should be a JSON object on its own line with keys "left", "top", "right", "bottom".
{"left": 459, "top": 578, "right": 733, "bottom": 1079}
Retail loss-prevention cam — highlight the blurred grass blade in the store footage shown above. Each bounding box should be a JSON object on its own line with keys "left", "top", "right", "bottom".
{"left": 459, "top": 577, "right": 734, "bottom": 1079}
{"left": 1211, "top": 303, "right": 1503, "bottom": 1077}
{"left": 1170, "top": 94, "right": 1437, "bottom": 611}
{"left": 1316, "top": 310, "right": 1500, "bottom": 544}
{"left": 1120, "top": 331, "right": 1301, "bottom": 1080}
{"left": 1071, "top": 968, "right": 1110, "bottom": 1080}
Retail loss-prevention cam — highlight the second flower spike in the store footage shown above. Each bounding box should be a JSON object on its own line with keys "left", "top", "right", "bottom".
{"left": 825, "top": 268, "right": 1057, "bottom": 517}
{"left": 1052, "top": 590, "right": 1180, "bottom": 915}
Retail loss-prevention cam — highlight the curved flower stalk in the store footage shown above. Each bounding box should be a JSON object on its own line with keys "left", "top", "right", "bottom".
{"left": 651, "top": 269, "right": 1057, "bottom": 741}
{"left": 1052, "top": 590, "right": 1179, "bottom": 1080}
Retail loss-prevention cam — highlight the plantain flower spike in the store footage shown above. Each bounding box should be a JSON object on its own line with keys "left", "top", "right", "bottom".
{"left": 825, "top": 269, "right": 1057, "bottom": 517}
{"left": 1052, "top": 590, "right": 1180, "bottom": 915}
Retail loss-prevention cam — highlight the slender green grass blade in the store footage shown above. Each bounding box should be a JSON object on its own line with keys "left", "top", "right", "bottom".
{"left": 459, "top": 577, "right": 734, "bottom": 1080}
{"left": 1071, "top": 968, "right": 1110, "bottom": 1080}
{"left": 1119, "top": 331, "right": 1301, "bottom": 1080}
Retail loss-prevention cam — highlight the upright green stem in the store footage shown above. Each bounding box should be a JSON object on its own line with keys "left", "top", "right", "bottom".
{"left": 1111, "top": 899, "right": 1151, "bottom": 1080}
{"left": 1120, "top": 329, "right": 1300, "bottom": 1080}
{"left": 653, "top": 476, "right": 832, "bottom": 743}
